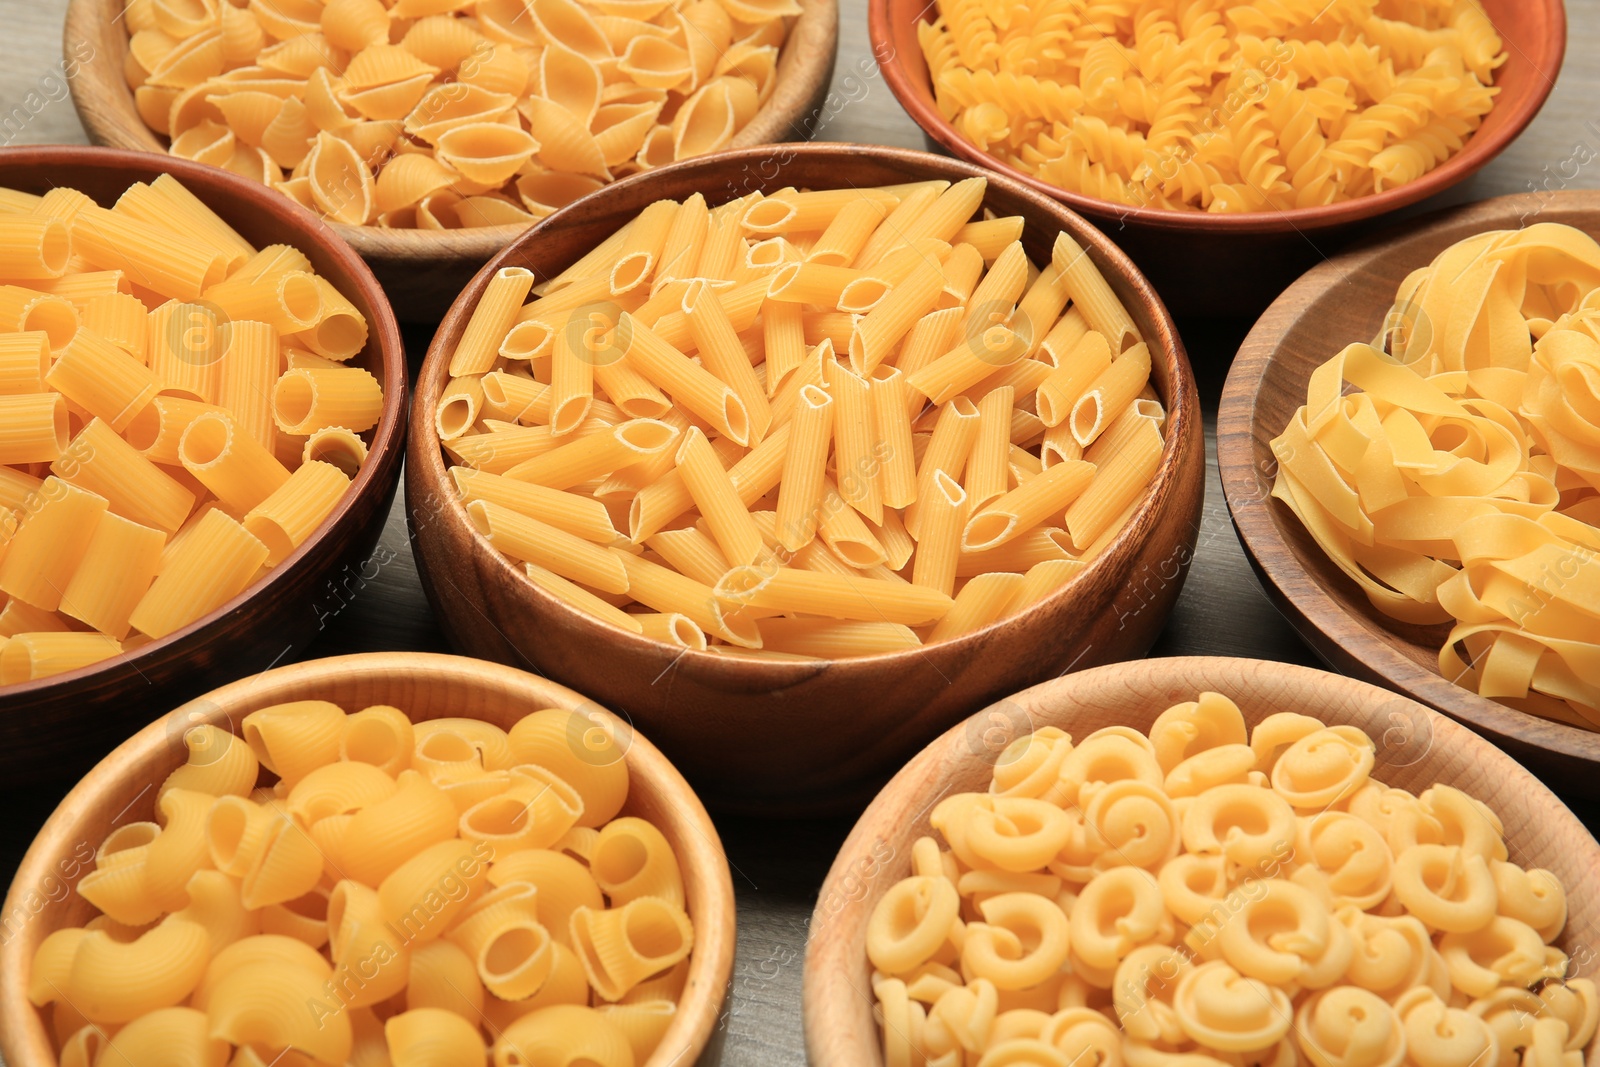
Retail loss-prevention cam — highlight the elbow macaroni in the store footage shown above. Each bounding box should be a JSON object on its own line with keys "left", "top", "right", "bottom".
{"left": 31, "top": 703, "right": 696, "bottom": 1067}
{"left": 868, "top": 690, "right": 1598, "bottom": 1067}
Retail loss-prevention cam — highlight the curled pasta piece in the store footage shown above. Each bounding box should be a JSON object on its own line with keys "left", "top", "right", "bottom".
{"left": 1149, "top": 692, "right": 1249, "bottom": 773}
{"left": 145, "top": 787, "right": 217, "bottom": 912}
{"left": 960, "top": 891, "right": 1071, "bottom": 990}
{"left": 341, "top": 769, "right": 459, "bottom": 886}
{"left": 191, "top": 934, "right": 332, "bottom": 1010}
{"left": 991, "top": 726, "right": 1072, "bottom": 804}
{"left": 66, "top": 916, "right": 210, "bottom": 1023}
{"left": 1059, "top": 730, "right": 1164, "bottom": 808}
{"left": 1438, "top": 916, "right": 1552, "bottom": 996}
{"left": 1295, "top": 811, "right": 1394, "bottom": 911}
{"left": 285, "top": 759, "right": 397, "bottom": 824}
{"left": 963, "top": 797, "right": 1075, "bottom": 873}
{"left": 570, "top": 896, "right": 694, "bottom": 1001}
{"left": 1393, "top": 987, "right": 1500, "bottom": 1067}
{"left": 924, "top": 977, "right": 998, "bottom": 1059}
{"left": 1113, "top": 943, "right": 1193, "bottom": 1044}
{"left": 1082, "top": 779, "right": 1180, "bottom": 871}
{"left": 874, "top": 978, "right": 930, "bottom": 1067}
{"left": 1341, "top": 908, "right": 1449, "bottom": 1001}
{"left": 1269, "top": 725, "right": 1375, "bottom": 809}
{"left": 1542, "top": 979, "right": 1600, "bottom": 1050}
{"left": 240, "top": 699, "right": 346, "bottom": 789}
{"left": 591, "top": 815, "right": 684, "bottom": 907}
{"left": 159, "top": 723, "right": 260, "bottom": 800}
{"left": 868, "top": 877, "right": 963, "bottom": 976}
{"left": 1491, "top": 862, "right": 1567, "bottom": 942}
{"left": 1173, "top": 959, "right": 1293, "bottom": 1053}
{"left": 1294, "top": 985, "right": 1405, "bottom": 1067}
{"left": 1213, "top": 880, "right": 1350, "bottom": 990}
{"left": 506, "top": 708, "right": 630, "bottom": 827}
{"left": 1182, "top": 784, "right": 1297, "bottom": 871}
{"left": 1420, "top": 785, "right": 1508, "bottom": 862}
{"left": 1391, "top": 844, "right": 1498, "bottom": 933}
{"left": 1248, "top": 712, "right": 1326, "bottom": 775}
{"left": 1164, "top": 744, "right": 1257, "bottom": 798}
{"left": 1156, "top": 852, "right": 1231, "bottom": 927}
{"left": 1069, "top": 867, "right": 1172, "bottom": 971}
{"left": 1038, "top": 1006, "right": 1122, "bottom": 1066}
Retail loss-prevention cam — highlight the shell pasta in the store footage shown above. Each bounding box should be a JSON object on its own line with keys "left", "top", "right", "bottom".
{"left": 867, "top": 691, "right": 1598, "bottom": 1067}
{"left": 0, "top": 176, "right": 381, "bottom": 683}
{"left": 117, "top": 0, "right": 799, "bottom": 229}
{"left": 30, "top": 703, "right": 697, "bottom": 1067}
{"left": 436, "top": 178, "right": 1169, "bottom": 658}
{"left": 917, "top": 0, "right": 1506, "bottom": 212}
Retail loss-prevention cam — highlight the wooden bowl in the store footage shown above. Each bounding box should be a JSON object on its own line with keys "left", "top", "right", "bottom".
{"left": 868, "top": 0, "right": 1565, "bottom": 318}
{"left": 64, "top": 0, "right": 840, "bottom": 323}
{"left": 0, "top": 651, "right": 736, "bottom": 1067}
{"left": 804, "top": 655, "right": 1600, "bottom": 1067}
{"left": 407, "top": 142, "right": 1205, "bottom": 815}
{"left": 0, "top": 146, "right": 406, "bottom": 788}
{"left": 1218, "top": 189, "right": 1600, "bottom": 805}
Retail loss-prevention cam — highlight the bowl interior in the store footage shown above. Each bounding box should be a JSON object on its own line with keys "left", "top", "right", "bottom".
{"left": 869, "top": 0, "right": 1565, "bottom": 231}
{"left": 1219, "top": 190, "right": 1600, "bottom": 770}
{"left": 803, "top": 655, "right": 1600, "bottom": 1067}
{"left": 413, "top": 142, "right": 1198, "bottom": 678}
{"left": 0, "top": 652, "right": 735, "bottom": 1067}
{"left": 0, "top": 146, "right": 406, "bottom": 699}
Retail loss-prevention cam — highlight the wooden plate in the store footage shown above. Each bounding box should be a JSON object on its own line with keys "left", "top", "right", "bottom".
{"left": 0, "top": 651, "right": 735, "bottom": 1067}
{"left": 804, "top": 655, "right": 1600, "bottom": 1067}
{"left": 867, "top": 0, "right": 1566, "bottom": 317}
{"left": 64, "top": 0, "right": 840, "bottom": 321}
{"left": 407, "top": 143, "right": 1206, "bottom": 815}
{"left": 0, "top": 146, "right": 406, "bottom": 788}
{"left": 1219, "top": 190, "right": 1600, "bottom": 804}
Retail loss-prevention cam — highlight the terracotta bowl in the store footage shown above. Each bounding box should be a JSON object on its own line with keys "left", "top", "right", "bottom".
{"left": 868, "top": 0, "right": 1566, "bottom": 318}
{"left": 0, "top": 146, "right": 406, "bottom": 788}
{"left": 0, "top": 651, "right": 736, "bottom": 1067}
{"left": 1219, "top": 189, "right": 1600, "bottom": 805}
{"left": 407, "top": 142, "right": 1205, "bottom": 814}
{"left": 64, "top": 0, "right": 841, "bottom": 322}
{"left": 804, "top": 655, "right": 1600, "bottom": 1067}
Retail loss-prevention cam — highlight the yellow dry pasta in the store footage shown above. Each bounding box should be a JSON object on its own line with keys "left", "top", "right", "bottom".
{"left": 32, "top": 700, "right": 698, "bottom": 1067}
{"left": 869, "top": 691, "right": 1598, "bottom": 1067}
{"left": 437, "top": 181, "right": 1165, "bottom": 656}
{"left": 0, "top": 176, "right": 380, "bottom": 685}
{"left": 1273, "top": 223, "right": 1600, "bottom": 728}
{"left": 917, "top": 0, "right": 1506, "bottom": 213}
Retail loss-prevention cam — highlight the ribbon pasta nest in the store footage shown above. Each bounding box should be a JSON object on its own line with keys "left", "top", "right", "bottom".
{"left": 436, "top": 178, "right": 1169, "bottom": 658}
{"left": 1272, "top": 222, "right": 1600, "bottom": 729}
{"left": 0, "top": 176, "right": 381, "bottom": 686}
{"left": 866, "top": 691, "right": 1599, "bottom": 1067}
{"left": 917, "top": 0, "right": 1505, "bottom": 213}
{"left": 29, "top": 702, "right": 697, "bottom": 1067}
{"left": 119, "top": 0, "right": 799, "bottom": 229}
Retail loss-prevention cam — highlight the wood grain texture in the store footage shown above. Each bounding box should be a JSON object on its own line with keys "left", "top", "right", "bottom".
{"left": 868, "top": 0, "right": 1566, "bottom": 318}
{"left": 61, "top": 0, "right": 839, "bottom": 321}
{"left": 803, "top": 655, "right": 1600, "bottom": 1067}
{"left": 1218, "top": 189, "right": 1600, "bottom": 802}
{"left": 0, "top": 147, "right": 407, "bottom": 787}
{"left": 0, "top": 652, "right": 736, "bottom": 1067}
{"left": 407, "top": 143, "right": 1206, "bottom": 814}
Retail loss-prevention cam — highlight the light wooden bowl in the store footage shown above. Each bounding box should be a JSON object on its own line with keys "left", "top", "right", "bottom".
{"left": 804, "top": 655, "right": 1600, "bottom": 1067}
{"left": 1218, "top": 190, "right": 1600, "bottom": 806}
{"left": 406, "top": 142, "right": 1205, "bottom": 814}
{"left": 0, "top": 146, "right": 406, "bottom": 788}
{"left": 868, "top": 0, "right": 1565, "bottom": 318}
{"left": 0, "top": 651, "right": 736, "bottom": 1067}
{"left": 65, "top": 0, "right": 840, "bottom": 322}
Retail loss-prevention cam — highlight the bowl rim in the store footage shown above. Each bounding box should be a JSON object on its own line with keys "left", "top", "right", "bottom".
{"left": 63, "top": 0, "right": 841, "bottom": 256}
{"left": 1216, "top": 187, "right": 1600, "bottom": 764}
{"left": 407, "top": 140, "right": 1201, "bottom": 678}
{"left": 0, "top": 145, "right": 408, "bottom": 701}
{"left": 0, "top": 650, "right": 738, "bottom": 1067}
{"left": 800, "top": 653, "right": 1600, "bottom": 1067}
{"left": 866, "top": 0, "right": 1568, "bottom": 233}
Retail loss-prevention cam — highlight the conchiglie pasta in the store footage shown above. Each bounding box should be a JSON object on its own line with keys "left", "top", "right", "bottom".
{"left": 570, "top": 896, "right": 694, "bottom": 1000}
{"left": 492, "top": 1005, "right": 635, "bottom": 1067}
{"left": 506, "top": 709, "right": 630, "bottom": 827}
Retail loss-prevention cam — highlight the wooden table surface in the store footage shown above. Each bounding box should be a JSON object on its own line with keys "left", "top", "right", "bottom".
{"left": 3, "top": 3, "right": 1599, "bottom": 1063}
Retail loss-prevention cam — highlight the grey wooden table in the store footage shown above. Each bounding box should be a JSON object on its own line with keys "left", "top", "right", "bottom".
{"left": 3, "top": 3, "right": 1599, "bottom": 1062}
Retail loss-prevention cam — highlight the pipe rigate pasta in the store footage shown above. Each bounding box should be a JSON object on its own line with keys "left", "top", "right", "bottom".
{"left": 30, "top": 697, "right": 700, "bottom": 1067}
{"left": 867, "top": 690, "right": 1598, "bottom": 1067}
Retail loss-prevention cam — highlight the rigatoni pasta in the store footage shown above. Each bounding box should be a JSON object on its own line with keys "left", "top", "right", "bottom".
{"left": 0, "top": 176, "right": 381, "bottom": 686}
{"left": 31, "top": 702, "right": 697, "bottom": 1067}
{"left": 868, "top": 691, "right": 1598, "bottom": 1067}
{"left": 436, "top": 178, "right": 1169, "bottom": 657}
{"left": 119, "top": 0, "right": 798, "bottom": 230}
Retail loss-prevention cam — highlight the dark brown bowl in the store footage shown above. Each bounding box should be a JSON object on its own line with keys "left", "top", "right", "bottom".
{"left": 65, "top": 0, "right": 841, "bottom": 322}
{"left": 868, "top": 0, "right": 1566, "bottom": 318}
{"left": 804, "top": 656, "right": 1600, "bottom": 1067}
{"left": 1218, "top": 189, "right": 1600, "bottom": 804}
{"left": 0, "top": 146, "right": 406, "bottom": 787}
{"left": 407, "top": 142, "right": 1205, "bottom": 815}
